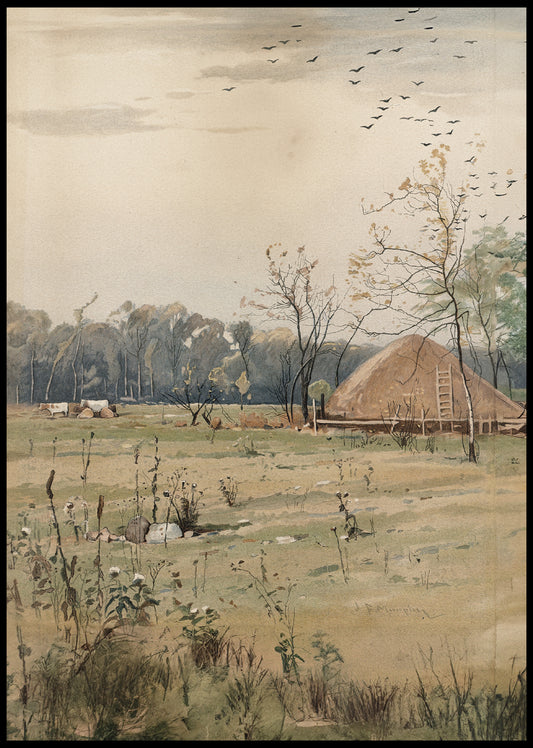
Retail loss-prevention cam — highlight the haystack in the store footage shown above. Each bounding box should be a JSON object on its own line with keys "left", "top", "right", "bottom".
{"left": 325, "top": 334, "right": 525, "bottom": 433}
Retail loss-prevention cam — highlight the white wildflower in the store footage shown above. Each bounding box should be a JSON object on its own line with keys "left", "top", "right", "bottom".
{"left": 109, "top": 567, "right": 121, "bottom": 578}
{"left": 21, "top": 527, "right": 31, "bottom": 536}
{"left": 132, "top": 572, "right": 145, "bottom": 585}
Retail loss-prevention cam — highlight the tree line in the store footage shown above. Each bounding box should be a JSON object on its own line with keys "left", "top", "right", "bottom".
{"left": 6, "top": 297, "right": 384, "bottom": 413}
{"left": 6, "top": 150, "right": 527, "bottom": 455}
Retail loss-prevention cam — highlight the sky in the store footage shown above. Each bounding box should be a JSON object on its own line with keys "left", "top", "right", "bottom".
{"left": 6, "top": 6, "right": 527, "bottom": 335}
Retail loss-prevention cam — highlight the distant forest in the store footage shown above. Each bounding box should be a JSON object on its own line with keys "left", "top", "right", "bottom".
{"left": 6, "top": 299, "right": 526, "bottom": 408}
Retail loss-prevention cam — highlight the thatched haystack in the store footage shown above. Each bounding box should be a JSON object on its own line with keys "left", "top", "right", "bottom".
{"left": 325, "top": 334, "right": 525, "bottom": 434}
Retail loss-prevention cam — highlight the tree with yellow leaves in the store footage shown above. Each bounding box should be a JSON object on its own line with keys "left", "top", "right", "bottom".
{"left": 350, "top": 148, "right": 487, "bottom": 462}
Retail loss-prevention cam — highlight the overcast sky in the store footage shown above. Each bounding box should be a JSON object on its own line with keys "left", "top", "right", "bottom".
{"left": 7, "top": 7, "right": 526, "bottom": 333}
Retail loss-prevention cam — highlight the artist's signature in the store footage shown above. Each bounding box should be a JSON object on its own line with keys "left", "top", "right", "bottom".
{"left": 355, "top": 602, "right": 443, "bottom": 619}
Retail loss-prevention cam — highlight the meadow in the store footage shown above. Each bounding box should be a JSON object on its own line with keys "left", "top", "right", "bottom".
{"left": 6, "top": 403, "right": 526, "bottom": 740}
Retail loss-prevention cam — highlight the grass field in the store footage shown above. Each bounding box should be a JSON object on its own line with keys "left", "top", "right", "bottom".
{"left": 6, "top": 403, "right": 527, "bottom": 740}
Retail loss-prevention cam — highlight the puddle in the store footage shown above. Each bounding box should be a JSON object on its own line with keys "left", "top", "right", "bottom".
{"left": 308, "top": 564, "right": 340, "bottom": 576}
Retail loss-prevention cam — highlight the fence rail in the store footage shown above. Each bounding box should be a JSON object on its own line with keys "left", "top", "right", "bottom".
{"left": 315, "top": 417, "right": 526, "bottom": 434}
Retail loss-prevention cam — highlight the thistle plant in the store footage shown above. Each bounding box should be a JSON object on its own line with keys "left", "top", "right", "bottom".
{"left": 218, "top": 475, "right": 238, "bottom": 507}
{"left": 104, "top": 569, "right": 160, "bottom": 627}
{"left": 232, "top": 552, "right": 304, "bottom": 683}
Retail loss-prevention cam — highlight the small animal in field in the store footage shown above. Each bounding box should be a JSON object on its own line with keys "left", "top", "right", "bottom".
{"left": 39, "top": 402, "right": 68, "bottom": 417}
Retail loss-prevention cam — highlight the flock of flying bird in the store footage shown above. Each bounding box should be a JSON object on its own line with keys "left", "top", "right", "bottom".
{"left": 220, "top": 8, "right": 525, "bottom": 226}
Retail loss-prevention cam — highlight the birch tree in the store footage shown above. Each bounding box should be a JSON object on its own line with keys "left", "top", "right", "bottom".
{"left": 351, "top": 149, "right": 483, "bottom": 462}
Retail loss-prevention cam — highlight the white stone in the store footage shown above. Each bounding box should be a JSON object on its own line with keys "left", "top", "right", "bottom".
{"left": 145, "top": 523, "right": 183, "bottom": 544}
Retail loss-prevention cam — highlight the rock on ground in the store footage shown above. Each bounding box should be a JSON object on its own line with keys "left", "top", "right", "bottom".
{"left": 145, "top": 522, "right": 183, "bottom": 543}
{"left": 125, "top": 515, "right": 151, "bottom": 544}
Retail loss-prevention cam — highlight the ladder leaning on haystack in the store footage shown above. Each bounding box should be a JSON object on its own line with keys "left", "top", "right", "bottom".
{"left": 436, "top": 365, "right": 454, "bottom": 431}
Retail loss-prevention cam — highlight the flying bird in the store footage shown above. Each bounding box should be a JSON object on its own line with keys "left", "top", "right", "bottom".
{"left": 428, "top": 106, "right": 441, "bottom": 113}
{"left": 425, "top": 16, "right": 437, "bottom": 21}
{"left": 399, "top": 95, "right": 411, "bottom": 99}
{"left": 380, "top": 98, "right": 392, "bottom": 103}
{"left": 390, "top": 47, "right": 403, "bottom": 52}
{"left": 507, "top": 179, "right": 517, "bottom": 186}
{"left": 279, "top": 40, "right": 290, "bottom": 44}
{"left": 400, "top": 116, "right": 413, "bottom": 120}
{"left": 222, "top": 87, "right": 236, "bottom": 91}
{"left": 267, "top": 58, "right": 279, "bottom": 63}
{"left": 395, "top": 18, "right": 405, "bottom": 22}
{"left": 499, "top": 216, "right": 509, "bottom": 224}
{"left": 291, "top": 24, "right": 302, "bottom": 27}
{"left": 495, "top": 193, "right": 507, "bottom": 197}
{"left": 465, "top": 40, "right": 478, "bottom": 43}
{"left": 306, "top": 55, "right": 318, "bottom": 62}
{"left": 408, "top": 8, "right": 420, "bottom": 12}
{"left": 425, "top": 27, "right": 434, "bottom": 30}
{"left": 446, "top": 129, "right": 454, "bottom": 135}
{"left": 368, "top": 49, "right": 382, "bottom": 55}
{"left": 470, "top": 186, "right": 479, "bottom": 190}
{"left": 350, "top": 66, "right": 365, "bottom": 72}
{"left": 262, "top": 45, "right": 276, "bottom": 50}
{"left": 447, "top": 120, "right": 460, "bottom": 123}
{"left": 430, "top": 38, "right": 438, "bottom": 42}
{"left": 432, "top": 132, "right": 442, "bottom": 136}
{"left": 518, "top": 214, "right": 526, "bottom": 220}
{"left": 361, "top": 124, "right": 374, "bottom": 129}
{"left": 377, "top": 106, "right": 389, "bottom": 110}
{"left": 465, "top": 156, "right": 476, "bottom": 162}
{"left": 454, "top": 55, "right": 466, "bottom": 59}
{"left": 421, "top": 142, "right": 431, "bottom": 146}
{"left": 371, "top": 115, "right": 383, "bottom": 119}
{"left": 349, "top": 80, "right": 361, "bottom": 85}
{"left": 488, "top": 171, "right": 498, "bottom": 175}
{"left": 412, "top": 80, "right": 424, "bottom": 85}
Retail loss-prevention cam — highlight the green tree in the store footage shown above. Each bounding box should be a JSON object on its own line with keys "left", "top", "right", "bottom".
{"left": 44, "top": 294, "right": 98, "bottom": 402}
{"left": 460, "top": 226, "right": 526, "bottom": 390}
{"left": 125, "top": 304, "right": 157, "bottom": 400}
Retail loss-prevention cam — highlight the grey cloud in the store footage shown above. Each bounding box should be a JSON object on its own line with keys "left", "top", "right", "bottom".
{"left": 166, "top": 91, "right": 196, "bottom": 99}
{"left": 199, "top": 126, "right": 269, "bottom": 134}
{"left": 8, "top": 104, "right": 169, "bottom": 137}
{"left": 199, "top": 61, "right": 309, "bottom": 84}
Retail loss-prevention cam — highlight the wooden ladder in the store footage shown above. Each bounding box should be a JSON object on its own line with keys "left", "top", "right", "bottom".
{"left": 436, "top": 365, "right": 454, "bottom": 428}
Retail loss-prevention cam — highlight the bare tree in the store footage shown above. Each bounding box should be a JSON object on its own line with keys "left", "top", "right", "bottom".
{"left": 351, "top": 149, "right": 488, "bottom": 462}
{"left": 266, "top": 343, "right": 296, "bottom": 421}
{"left": 252, "top": 245, "right": 343, "bottom": 424}
{"left": 160, "top": 363, "right": 221, "bottom": 426}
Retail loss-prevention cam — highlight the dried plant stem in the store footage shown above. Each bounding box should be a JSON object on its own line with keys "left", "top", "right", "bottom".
{"left": 331, "top": 527, "right": 348, "bottom": 583}
{"left": 46, "top": 470, "right": 80, "bottom": 651}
